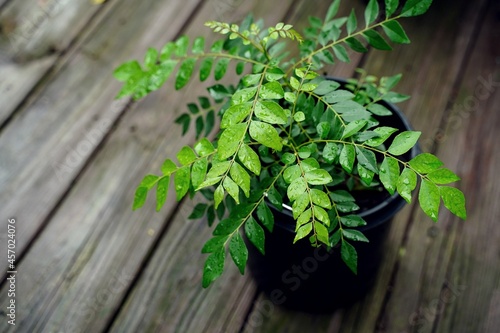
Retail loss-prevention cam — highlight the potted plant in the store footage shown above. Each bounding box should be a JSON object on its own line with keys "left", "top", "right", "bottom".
{"left": 113, "top": 0, "right": 466, "bottom": 311}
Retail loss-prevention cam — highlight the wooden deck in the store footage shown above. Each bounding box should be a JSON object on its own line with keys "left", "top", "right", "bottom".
{"left": 0, "top": 0, "right": 499, "bottom": 332}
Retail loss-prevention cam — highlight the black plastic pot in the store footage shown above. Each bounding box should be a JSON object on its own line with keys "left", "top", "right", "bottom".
{"left": 247, "top": 82, "right": 419, "bottom": 313}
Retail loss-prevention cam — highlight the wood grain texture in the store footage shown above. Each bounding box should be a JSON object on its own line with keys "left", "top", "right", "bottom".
{"left": 0, "top": 0, "right": 113, "bottom": 125}
{"left": 0, "top": 0, "right": 202, "bottom": 270}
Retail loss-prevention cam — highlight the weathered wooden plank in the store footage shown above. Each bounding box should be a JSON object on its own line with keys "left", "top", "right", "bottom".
{"left": 0, "top": 0, "right": 113, "bottom": 125}
{"left": 0, "top": 0, "right": 298, "bottom": 331}
{"left": 0, "top": 0, "right": 205, "bottom": 329}
{"left": 356, "top": 0, "right": 495, "bottom": 332}
{"left": 0, "top": 0, "right": 202, "bottom": 271}
{"left": 238, "top": 0, "right": 491, "bottom": 331}
{"left": 0, "top": 0, "right": 104, "bottom": 60}
{"left": 426, "top": 2, "right": 500, "bottom": 331}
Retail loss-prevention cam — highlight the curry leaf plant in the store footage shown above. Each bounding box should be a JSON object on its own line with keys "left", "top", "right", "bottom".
{"left": 115, "top": 0, "right": 465, "bottom": 287}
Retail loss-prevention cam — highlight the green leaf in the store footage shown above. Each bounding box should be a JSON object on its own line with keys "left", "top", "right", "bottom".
{"left": 323, "top": 89, "right": 355, "bottom": 103}
{"left": 383, "top": 91, "right": 410, "bottom": 103}
{"left": 214, "top": 184, "right": 224, "bottom": 208}
{"left": 364, "top": 0, "right": 379, "bottom": 27}
{"left": 301, "top": 158, "right": 320, "bottom": 171}
{"left": 325, "top": 0, "right": 341, "bottom": 21}
{"left": 202, "top": 249, "right": 225, "bottom": 288}
{"left": 192, "top": 36, "right": 205, "bottom": 54}
{"left": 362, "top": 30, "right": 392, "bottom": 50}
{"left": 397, "top": 167, "right": 417, "bottom": 203}
{"left": 293, "top": 193, "right": 310, "bottom": 219}
{"left": 440, "top": 186, "right": 467, "bottom": 220}
{"left": 385, "top": 0, "right": 399, "bottom": 17}
{"left": 174, "top": 166, "right": 190, "bottom": 200}
{"left": 249, "top": 121, "right": 283, "bottom": 151}
{"left": 214, "top": 58, "right": 230, "bottom": 80}
{"left": 133, "top": 187, "right": 148, "bottom": 210}
{"left": 343, "top": 229, "right": 369, "bottom": 242}
{"left": 314, "top": 206, "right": 330, "bottom": 226}
{"left": 160, "top": 41, "right": 176, "bottom": 60}
{"left": 242, "top": 74, "right": 262, "bottom": 86}
{"left": 287, "top": 177, "right": 307, "bottom": 201}
{"left": 175, "top": 58, "right": 196, "bottom": 90}
{"left": 252, "top": 203, "right": 272, "bottom": 234}
{"left": 340, "top": 144, "right": 355, "bottom": 173}
{"left": 155, "top": 177, "right": 170, "bottom": 211}
{"left": 294, "top": 222, "right": 312, "bottom": 243}
{"left": 191, "top": 158, "right": 208, "bottom": 189}
{"left": 342, "top": 120, "right": 367, "bottom": 139}
{"left": 341, "top": 241, "right": 358, "bottom": 274}
{"left": 221, "top": 102, "right": 252, "bottom": 129}
{"left": 316, "top": 122, "right": 330, "bottom": 139}
{"left": 260, "top": 81, "right": 285, "bottom": 99}
{"left": 267, "top": 186, "right": 283, "bottom": 210}
{"left": 400, "top": 0, "right": 433, "bottom": 17}
{"left": 229, "top": 233, "right": 248, "bottom": 274}
{"left": 330, "top": 190, "right": 356, "bottom": 202}
{"left": 340, "top": 215, "right": 367, "bottom": 227}
{"left": 218, "top": 123, "right": 247, "bottom": 159}
{"left": 238, "top": 144, "right": 261, "bottom": 175}
{"left": 265, "top": 67, "right": 285, "bottom": 81}
{"left": 223, "top": 177, "right": 240, "bottom": 204}
{"left": 345, "top": 37, "right": 368, "bottom": 53}
{"left": 333, "top": 44, "right": 350, "bottom": 63}
{"left": 294, "top": 111, "right": 305, "bottom": 122}
{"left": 365, "top": 127, "right": 398, "bottom": 147}
{"left": 356, "top": 147, "right": 378, "bottom": 173}
{"left": 281, "top": 152, "right": 296, "bottom": 165}
{"left": 305, "top": 169, "right": 333, "bottom": 185}
{"left": 381, "top": 73, "right": 402, "bottom": 89}
{"left": 346, "top": 9, "right": 357, "bottom": 35}
{"left": 314, "top": 80, "right": 341, "bottom": 95}
{"left": 188, "top": 203, "right": 208, "bottom": 219}
{"left": 194, "top": 138, "right": 215, "bottom": 157}
{"left": 254, "top": 101, "right": 288, "bottom": 124}
{"left": 236, "top": 62, "right": 245, "bottom": 75}
{"left": 284, "top": 164, "right": 301, "bottom": 184}
{"left": 323, "top": 142, "right": 340, "bottom": 164}
{"left": 380, "top": 156, "right": 400, "bottom": 195}
{"left": 382, "top": 21, "right": 410, "bottom": 44}
{"left": 232, "top": 87, "right": 258, "bottom": 104}
{"left": 367, "top": 103, "right": 393, "bottom": 116}
{"left": 144, "top": 48, "right": 158, "bottom": 68}
{"left": 200, "top": 57, "right": 214, "bottom": 81}
{"left": 357, "top": 164, "right": 375, "bottom": 185}
{"left": 213, "top": 217, "right": 240, "bottom": 236}
{"left": 427, "top": 168, "right": 460, "bottom": 184}
{"left": 177, "top": 146, "right": 197, "bottom": 165}
{"left": 205, "top": 110, "right": 215, "bottom": 136}
{"left": 310, "top": 189, "right": 331, "bottom": 209}
{"left": 388, "top": 131, "right": 421, "bottom": 155}
{"left": 161, "top": 159, "right": 177, "bottom": 175}
{"left": 138, "top": 174, "right": 160, "bottom": 189}
{"left": 245, "top": 216, "right": 265, "bottom": 254}
{"left": 195, "top": 116, "right": 204, "bottom": 139}
{"left": 230, "top": 162, "right": 251, "bottom": 197}
{"left": 175, "top": 114, "right": 190, "bottom": 135}
{"left": 175, "top": 36, "right": 189, "bottom": 56}
{"left": 114, "top": 61, "right": 142, "bottom": 81}
{"left": 207, "top": 161, "right": 231, "bottom": 179}
{"left": 418, "top": 179, "right": 440, "bottom": 221}
{"left": 201, "top": 236, "right": 227, "bottom": 253}
{"left": 408, "top": 153, "right": 444, "bottom": 174}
